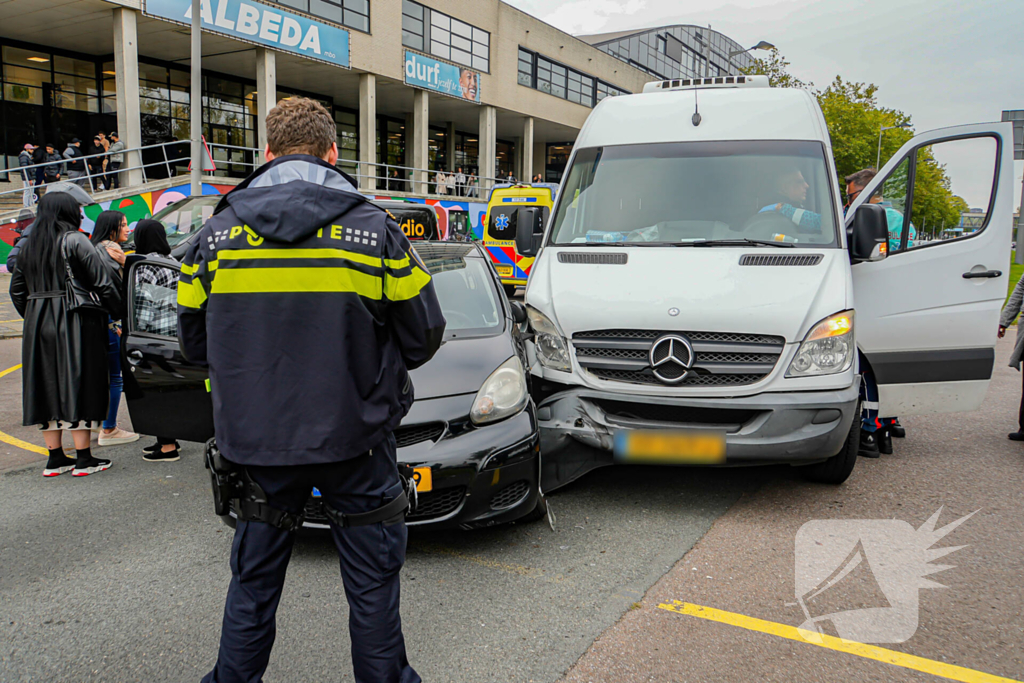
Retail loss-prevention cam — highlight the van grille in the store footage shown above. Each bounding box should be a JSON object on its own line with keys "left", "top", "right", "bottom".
{"left": 557, "top": 252, "right": 628, "bottom": 265}
{"left": 573, "top": 329, "right": 785, "bottom": 387}
{"left": 739, "top": 254, "right": 824, "bottom": 266}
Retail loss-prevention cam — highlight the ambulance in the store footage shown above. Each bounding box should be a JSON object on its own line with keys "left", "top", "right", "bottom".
{"left": 483, "top": 183, "right": 557, "bottom": 297}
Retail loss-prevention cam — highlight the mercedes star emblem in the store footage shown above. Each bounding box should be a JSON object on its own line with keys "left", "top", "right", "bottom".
{"left": 649, "top": 334, "right": 695, "bottom": 384}
{"left": 668, "top": 308, "right": 680, "bottom": 317}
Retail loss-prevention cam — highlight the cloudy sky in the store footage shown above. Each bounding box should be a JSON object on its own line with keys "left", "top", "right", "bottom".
{"left": 507, "top": 0, "right": 1023, "bottom": 209}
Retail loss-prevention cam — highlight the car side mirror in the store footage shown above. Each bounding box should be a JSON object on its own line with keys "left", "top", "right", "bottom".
{"left": 847, "top": 203, "right": 889, "bottom": 263}
{"left": 515, "top": 207, "right": 544, "bottom": 258}
{"left": 509, "top": 300, "right": 528, "bottom": 323}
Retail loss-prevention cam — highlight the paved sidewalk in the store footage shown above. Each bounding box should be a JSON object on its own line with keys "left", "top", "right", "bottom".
{"left": 0, "top": 273, "right": 22, "bottom": 339}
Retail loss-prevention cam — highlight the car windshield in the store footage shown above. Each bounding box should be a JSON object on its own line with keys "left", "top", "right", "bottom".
{"left": 417, "top": 246, "right": 502, "bottom": 338}
{"left": 124, "top": 196, "right": 221, "bottom": 250}
{"left": 549, "top": 141, "right": 837, "bottom": 246}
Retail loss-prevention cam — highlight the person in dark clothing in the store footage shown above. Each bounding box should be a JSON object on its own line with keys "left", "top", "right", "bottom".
{"left": 128, "top": 219, "right": 182, "bottom": 461}
{"left": 63, "top": 139, "right": 87, "bottom": 187}
{"left": 9, "top": 193, "right": 121, "bottom": 477}
{"left": 41, "top": 144, "right": 62, "bottom": 184}
{"left": 31, "top": 143, "right": 47, "bottom": 187}
{"left": 87, "top": 136, "right": 106, "bottom": 191}
{"left": 6, "top": 183, "right": 92, "bottom": 274}
{"left": 18, "top": 143, "right": 37, "bottom": 207}
{"left": 178, "top": 97, "right": 444, "bottom": 683}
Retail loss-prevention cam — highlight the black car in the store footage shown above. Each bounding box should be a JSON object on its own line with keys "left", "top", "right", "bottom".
{"left": 121, "top": 241, "right": 545, "bottom": 529}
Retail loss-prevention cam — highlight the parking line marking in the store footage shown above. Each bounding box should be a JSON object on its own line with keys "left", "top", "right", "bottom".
{"left": 658, "top": 601, "right": 1021, "bottom": 683}
{"left": 0, "top": 364, "right": 47, "bottom": 456}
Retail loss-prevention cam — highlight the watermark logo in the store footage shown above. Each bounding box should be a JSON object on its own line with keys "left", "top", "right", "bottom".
{"left": 793, "top": 507, "right": 976, "bottom": 644}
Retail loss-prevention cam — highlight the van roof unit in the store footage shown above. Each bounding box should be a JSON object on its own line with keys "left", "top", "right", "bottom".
{"left": 642, "top": 74, "right": 770, "bottom": 93}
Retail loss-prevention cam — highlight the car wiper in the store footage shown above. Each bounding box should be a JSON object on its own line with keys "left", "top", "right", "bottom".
{"left": 688, "top": 239, "right": 795, "bottom": 248}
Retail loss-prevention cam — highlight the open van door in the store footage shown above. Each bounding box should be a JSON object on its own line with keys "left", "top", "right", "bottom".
{"left": 122, "top": 257, "right": 215, "bottom": 443}
{"left": 849, "top": 122, "right": 1015, "bottom": 415}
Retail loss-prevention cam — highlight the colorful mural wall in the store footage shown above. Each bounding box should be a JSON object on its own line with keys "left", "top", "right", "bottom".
{"left": 1, "top": 184, "right": 489, "bottom": 271}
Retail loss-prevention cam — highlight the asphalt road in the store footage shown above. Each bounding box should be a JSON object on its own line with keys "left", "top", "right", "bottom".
{"left": 1, "top": 334, "right": 1022, "bottom": 682}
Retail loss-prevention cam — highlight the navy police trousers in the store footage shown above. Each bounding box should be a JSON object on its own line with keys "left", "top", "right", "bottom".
{"left": 202, "top": 435, "right": 420, "bottom": 683}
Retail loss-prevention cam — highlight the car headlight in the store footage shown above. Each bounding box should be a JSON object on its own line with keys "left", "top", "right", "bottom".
{"left": 526, "top": 306, "right": 571, "bottom": 372}
{"left": 786, "top": 310, "right": 855, "bottom": 377}
{"left": 471, "top": 356, "right": 529, "bottom": 426}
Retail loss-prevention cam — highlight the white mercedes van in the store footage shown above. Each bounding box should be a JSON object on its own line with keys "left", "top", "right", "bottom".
{"left": 514, "top": 75, "right": 1014, "bottom": 489}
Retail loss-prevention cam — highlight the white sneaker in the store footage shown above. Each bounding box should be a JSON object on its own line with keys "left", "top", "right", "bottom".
{"left": 98, "top": 427, "right": 140, "bottom": 446}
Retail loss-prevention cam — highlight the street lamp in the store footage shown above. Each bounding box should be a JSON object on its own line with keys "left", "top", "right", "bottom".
{"left": 876, "top": 122, "right": 912, "bottom": 170}
{"left": 728, "top": 40, "right": 775, "bottom": 74}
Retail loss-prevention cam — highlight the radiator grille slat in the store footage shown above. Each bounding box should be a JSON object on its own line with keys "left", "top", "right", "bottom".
{"left": 739, "top": 254, "right": 824, "bottom": 266}
{"left": 557, "top": 252, "right": 628, "bottom": 265}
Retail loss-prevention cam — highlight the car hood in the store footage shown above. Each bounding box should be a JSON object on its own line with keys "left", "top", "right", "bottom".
{"left": 534, "top": 247, "right": 849, "bottom": 343}
{"left": 409, "top": 331, "right": 515, "bottom": 400}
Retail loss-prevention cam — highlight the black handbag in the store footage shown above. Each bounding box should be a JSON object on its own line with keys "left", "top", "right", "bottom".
{"left": 61, "top": 232, "right": 106, "bottom": 314}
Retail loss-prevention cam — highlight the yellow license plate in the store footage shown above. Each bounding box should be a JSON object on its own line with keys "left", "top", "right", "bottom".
{"left": 495, "top": 265, "right": 513, "bottom": 277}
{"left": 614, "top": 430, "right": 726, "bottom": 464}
{"left": 413, "top": 466, "right": 433, "bottom": 493}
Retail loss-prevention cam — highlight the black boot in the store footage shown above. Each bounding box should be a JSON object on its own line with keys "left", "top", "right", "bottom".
{"left": 42, "top": 448, "right": 76, "bottom": 477}
{"left": 859, "top": 431, "right": 880, "bottom": 458}
{"left": 890, "top": 418, "right": 906, "bottom": 438}
{"left": 878, "top": 428, "right": 894, "bottom": 455}
{"left": 72, "top": 448, "right": 112, "bottom": 477}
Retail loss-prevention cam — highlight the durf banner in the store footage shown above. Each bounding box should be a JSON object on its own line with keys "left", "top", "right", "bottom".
{"left": 145, "top": 0, "right": 350, "bottom": 69}
{"left": 404, "top": 51, "right": 480, "bottom": 103}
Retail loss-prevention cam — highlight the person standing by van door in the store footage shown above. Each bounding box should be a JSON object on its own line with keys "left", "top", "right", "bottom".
{"left": 845, "top": 168, "right": 906, "bottom": 456}
{"left": 1000, "top": 271, "right": 1024, "bottom": 441}
{"left": 179, "top": 97, "right": 444, "bottom": 683}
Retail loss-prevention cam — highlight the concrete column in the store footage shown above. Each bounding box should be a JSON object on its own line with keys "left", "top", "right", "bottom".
{"left": 522, "top": 117, "right": 534, "bottom": 183}
{"left": 477, "top": 105, "right": 497, "bottom": 197}
{"left": 411, "top": 89, "right": 429, "bottom": 194}
{"left": 358, "top": 73, "right": 376, "bottom": 191}
{"left": 533, "top": 140, "right": 545, "bottom": 180}
{"left": 445, "top": 121, "right": 456, "bottom": 174}
{"left": 113, "top": 7, "right": 143, "bottom": 188}
{"left": 256, "top": 48, "right": 276, "bottom": 165}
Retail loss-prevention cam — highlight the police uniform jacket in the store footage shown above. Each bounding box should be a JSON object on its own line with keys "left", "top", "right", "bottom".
{"left": 177, "top": 155, "right": 446, "bottom": 466}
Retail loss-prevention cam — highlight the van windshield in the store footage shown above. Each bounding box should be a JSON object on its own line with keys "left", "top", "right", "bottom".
{"left": 549, "top": 141, "right": 838, "bottom": 246}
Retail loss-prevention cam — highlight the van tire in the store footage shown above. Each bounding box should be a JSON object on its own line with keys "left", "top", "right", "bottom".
{"left": 503, "top": 284, "right": 518, "bottom": 299}
{"left": 801, "top": 405, "right": 860, "bottom": 485}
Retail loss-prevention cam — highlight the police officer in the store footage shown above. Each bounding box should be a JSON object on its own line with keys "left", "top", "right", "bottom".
{"left": 177, "top": 97, "right": 445, "bottom": 683}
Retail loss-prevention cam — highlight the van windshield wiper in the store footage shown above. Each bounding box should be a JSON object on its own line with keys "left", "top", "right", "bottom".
{"left": 687, "top": 238, "right": 795, "bottom": 248}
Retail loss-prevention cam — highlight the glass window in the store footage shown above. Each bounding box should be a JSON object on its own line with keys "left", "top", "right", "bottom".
{"left": 310, "top": 0, "right": 342, "bottom": 22}
{"left": 550, "top": 141, "right": 838, "bottom": 246}
{"left": 402, "top": 0, "right": 423, "bottom": 19}
{"left": 413, "top": 3, "right": 489, "bottom": 72}
{"left": 424, "top": 255, "right": 502, "bottom": 336}
{"left": 431, "top": 11, "right": 450, "bottom": 29}
{"left": 277, "top": 0, "right": 307, "bottom": 10}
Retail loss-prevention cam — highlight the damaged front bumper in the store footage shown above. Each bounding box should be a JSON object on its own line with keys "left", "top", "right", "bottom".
{"left": 536, "top": 381, "right": 860, "bottom": 491}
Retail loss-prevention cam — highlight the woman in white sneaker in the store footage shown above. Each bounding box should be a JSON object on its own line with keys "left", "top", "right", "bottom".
{"left": 9, "top": 193, "right": 122, "bottom": 476}
{"left": 90, "top": 210, "right": 140, "bottom": 447}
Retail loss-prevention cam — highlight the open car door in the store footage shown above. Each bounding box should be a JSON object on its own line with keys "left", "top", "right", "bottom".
{"left": 849, "top": 121, "right": 1015, "bottom": 415}
{"left": 122, "top": 257, "right": 215, "bottom": 443}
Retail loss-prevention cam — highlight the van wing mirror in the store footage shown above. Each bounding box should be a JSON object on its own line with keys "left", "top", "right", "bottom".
{"left": 515, "top": 207, "right": 543, "bottom": 257}
{"left": 847, "top": 203, "right": 889, "bottom": 263}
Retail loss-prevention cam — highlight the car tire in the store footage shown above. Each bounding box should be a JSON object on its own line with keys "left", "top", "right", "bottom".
{"left": 503, "top": 284, "right": 518, "bottom": 299}
{"left": 800, "top": 404, "right": 860, "bottom": 485}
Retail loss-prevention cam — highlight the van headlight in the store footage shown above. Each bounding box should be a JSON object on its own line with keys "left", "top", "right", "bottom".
{"left": 471, "top": 356, "right": 529, "bottom": 426}
{"left": 786, "top": 311, "right": 855, "bottom": 377}
{"left": 526, "top": 306, "right": 571, "bottom": 372}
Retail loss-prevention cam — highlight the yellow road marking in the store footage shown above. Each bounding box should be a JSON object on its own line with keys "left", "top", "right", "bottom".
{"left": 658, "top": 601, "right": 1021, "bottom": 683}
{"left": 0, "top": 364, "right": 47, "bottom": 456}
{"left": 0, "top": 319, "right": 23, "bottom": 323}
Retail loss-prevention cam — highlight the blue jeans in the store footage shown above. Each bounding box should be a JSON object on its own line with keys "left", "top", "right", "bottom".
{"left": 104, "top": 325, "right": 123, "bottom": 430}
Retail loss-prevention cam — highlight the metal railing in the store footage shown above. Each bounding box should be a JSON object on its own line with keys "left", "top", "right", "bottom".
{"left": 2, "top": 139, "right": 514, "bottom": 206}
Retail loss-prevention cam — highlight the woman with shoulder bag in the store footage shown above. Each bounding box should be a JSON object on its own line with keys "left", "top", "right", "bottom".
{"left": 9, "top": 193, "right": 121, "bottom": 477}
{"left": 90, "top": 211, "right": 140, "bottom": 447}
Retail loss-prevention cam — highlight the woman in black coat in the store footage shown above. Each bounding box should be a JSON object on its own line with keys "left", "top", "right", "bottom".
{"left": 9, "top": 193, "right": 121, "bottom": 477}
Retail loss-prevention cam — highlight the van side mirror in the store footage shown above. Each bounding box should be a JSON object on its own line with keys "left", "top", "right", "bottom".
{"left": 515, "top": 207, "right": 544, "bottom": 257}
{"left": 509, "top": 300, "right": 528, "bottom": 323}
{"left": 847, "top": 203, "right": 889, "bottom": 263}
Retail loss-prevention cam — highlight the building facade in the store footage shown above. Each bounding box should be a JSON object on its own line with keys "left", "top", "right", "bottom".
{"left": 0, "top": 1, "right": 754, "bottom": 189}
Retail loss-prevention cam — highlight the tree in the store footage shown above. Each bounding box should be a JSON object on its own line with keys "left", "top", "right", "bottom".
{"left": 742, "top": 49, "right": 811, "bottom": 90}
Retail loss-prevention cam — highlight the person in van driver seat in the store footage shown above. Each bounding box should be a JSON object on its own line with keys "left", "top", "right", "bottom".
{"left": 759, "top": 166, "right": 822, "bottom": 232}
{"left": 177, "top": 97, "right": 446, "bottom": 683}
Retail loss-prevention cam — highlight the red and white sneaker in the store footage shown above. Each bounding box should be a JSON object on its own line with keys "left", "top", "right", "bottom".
{"left": 72, "top": 457, "right": 112, "bottom": 477}
{"left": 42, "top": 453, "right": 77, "bottom": 477}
